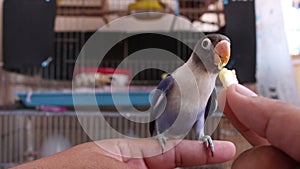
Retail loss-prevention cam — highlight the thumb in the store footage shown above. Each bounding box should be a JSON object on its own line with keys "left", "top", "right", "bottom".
{"left": 218, "top": 84, "right": 300, "bottom": 162}
{"left": 218, "top": 84, "right": 257, "bottom": 111}
{"left": 217, "top": 84, "right": 269, "bottom": 146}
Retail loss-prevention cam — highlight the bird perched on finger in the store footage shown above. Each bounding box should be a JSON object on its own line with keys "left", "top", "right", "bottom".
{"left": 149, "top": 34, "right": 231, "bottom": 156}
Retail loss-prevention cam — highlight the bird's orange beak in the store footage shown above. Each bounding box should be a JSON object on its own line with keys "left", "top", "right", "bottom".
{"left": 214, "top": 40, "right": 231, "bottom": 68}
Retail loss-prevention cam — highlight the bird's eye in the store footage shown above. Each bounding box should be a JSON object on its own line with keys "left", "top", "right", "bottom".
{"left": 201, "top": 38, "right": 211, "bottom": 50}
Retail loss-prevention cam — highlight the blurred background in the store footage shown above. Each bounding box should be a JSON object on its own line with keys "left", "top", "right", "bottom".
{"left": 0, "top": 0, "right": 299, "bottom": 168}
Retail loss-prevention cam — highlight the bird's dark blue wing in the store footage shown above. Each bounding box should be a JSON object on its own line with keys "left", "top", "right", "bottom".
{"left": 204, "top": 87, "right": 217, "bottom": 121}
{"left": 192, "top": 88, "right": 217, "bottom": 138}
{"left": 149, "top": 75, "right": 175, "bottom": 136}
{"left": 151, "top": 75, "right": 174, "bottom": 103}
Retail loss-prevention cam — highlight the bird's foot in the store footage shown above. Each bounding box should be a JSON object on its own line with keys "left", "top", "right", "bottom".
{"left": 157, "top": 134, "right": 167, "bottom": 155}
{"left": 200, "top": 135, "right": 214, "bottom": 157}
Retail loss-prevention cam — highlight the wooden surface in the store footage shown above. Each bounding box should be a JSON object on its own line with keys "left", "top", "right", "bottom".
{"left": 217, "top": 117, "right": 252, "bottom": 169}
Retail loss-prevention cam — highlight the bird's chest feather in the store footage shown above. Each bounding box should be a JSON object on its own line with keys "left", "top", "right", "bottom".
{"left": 156, "top": 65, "right": 217, "bottom": 135}
{"left": 156, "top": 85, "right": 209, "bottom": 134}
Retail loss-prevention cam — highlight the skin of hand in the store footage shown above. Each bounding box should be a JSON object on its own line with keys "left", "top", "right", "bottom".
{"left": 12, "top": 139, "right": 235, "bottom": 169}
{"left": 218, "top": 84, "right": 300, "bottom": 169}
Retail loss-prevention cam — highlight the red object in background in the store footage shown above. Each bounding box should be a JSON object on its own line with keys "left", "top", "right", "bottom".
{"left": 74, "top": 67, "right": 131, "bottom": 76}
{"left": 97, "top": 67, "right": 132, "bottom": 77}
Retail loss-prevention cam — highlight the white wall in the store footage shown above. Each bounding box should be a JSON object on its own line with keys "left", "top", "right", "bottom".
{"left": 256, "top": 0, "right": 300, "bottom": 105}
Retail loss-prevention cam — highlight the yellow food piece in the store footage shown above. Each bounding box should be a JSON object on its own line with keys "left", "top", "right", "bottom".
{"left": 219, "top": 68, "right": 239, "bottom": 88}
{"left": 161, "top": 73, "right": 169, "bottom": 80}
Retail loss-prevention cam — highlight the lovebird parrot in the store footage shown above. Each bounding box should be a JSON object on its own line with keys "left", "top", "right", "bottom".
{"left": 149, "top": 34, "right": 231, "bottom": 156}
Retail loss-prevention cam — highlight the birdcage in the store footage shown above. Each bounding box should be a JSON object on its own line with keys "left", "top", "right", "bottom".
{"left": 0, "top": 110, "right": 150, "bottom": 168}
{"left": 2, "top": 0, "right": 225, "bottom": 83}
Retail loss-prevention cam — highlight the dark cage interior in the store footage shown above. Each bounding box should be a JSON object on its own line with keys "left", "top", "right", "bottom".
{"left": 2, "top": 0, "right": 256, "bottom": 84}
{"left": 3, "top": 0, "right": 56, "bottom": 70}
{"left": 223, "top": 0, "right": 256, "bottom": 83}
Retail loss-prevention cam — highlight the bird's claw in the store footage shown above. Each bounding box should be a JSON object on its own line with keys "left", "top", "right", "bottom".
{"left": 157, "top": 135, "right": 167, "bottom": 154}
{"left": 200, "top": 135, "right": 214, "bottom": 157}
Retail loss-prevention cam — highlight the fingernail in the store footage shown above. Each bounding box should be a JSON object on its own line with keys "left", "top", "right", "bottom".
{"left": 234, "top": 84, "right": 257, "bottom": 97}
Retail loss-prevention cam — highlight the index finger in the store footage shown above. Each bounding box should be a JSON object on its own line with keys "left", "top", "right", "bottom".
{"left": 224, "top": 84, "right": 300, "bottom": 162}
{"left": 97, "top": 139, "right": 235, "bottom": 169}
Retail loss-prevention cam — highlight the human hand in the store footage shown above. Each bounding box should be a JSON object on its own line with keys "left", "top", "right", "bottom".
{"left": 13, "top": 138, "right": 235, "bottom": 169}
{"left": 218, "top": 84, "right": 300, "bottom": 169}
